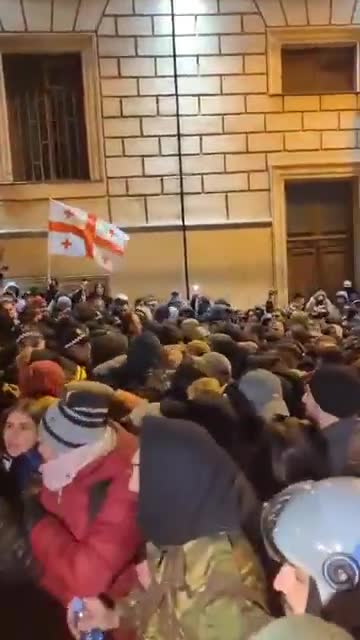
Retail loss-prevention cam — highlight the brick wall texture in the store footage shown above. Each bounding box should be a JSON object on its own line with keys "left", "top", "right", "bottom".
{"left": 99, "top": 0, "right": 360, "bottom": 226}
{"left": 1, "top": 0, "right": 360, "bottom": 229}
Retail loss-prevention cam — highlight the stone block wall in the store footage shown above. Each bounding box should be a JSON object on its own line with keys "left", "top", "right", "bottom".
{"left": 0, "top": 0, "right": 359, "bottom": 304}
{"left": 101, "top": 0, "right": 270, "bottom": 226}
{"left": 99, "top": 0, "right": 360, "bottom": 229}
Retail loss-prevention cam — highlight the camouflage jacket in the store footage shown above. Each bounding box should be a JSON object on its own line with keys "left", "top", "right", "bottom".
{"left": 123, "top": 533, "right": 271, "bottom": 640}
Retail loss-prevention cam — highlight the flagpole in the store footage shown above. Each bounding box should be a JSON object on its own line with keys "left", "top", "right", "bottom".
{"left": 47, "top": 235, "right": 52, "bottom": 283}
{"left": 170, "top": 0, "right": 190, "bottom": 301}
{"left": 47, "top": 199, "right": 51, "bottom": 283}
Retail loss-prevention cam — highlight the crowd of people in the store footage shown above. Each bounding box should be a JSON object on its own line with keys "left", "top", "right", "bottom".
{"left": 0, "top": 275, "right": 360, "bottom": 638}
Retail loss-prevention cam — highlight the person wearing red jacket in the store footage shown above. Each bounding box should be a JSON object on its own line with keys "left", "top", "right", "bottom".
{"left": 27, "top": 382, "right": 142, "bottom": 639}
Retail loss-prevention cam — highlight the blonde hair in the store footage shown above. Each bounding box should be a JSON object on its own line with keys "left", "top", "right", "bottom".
{"left": 163, "top": 344, "right": 185, "bottom": 370}
{"left": 187, "top": 377, "right": 223, "bottom": 400}
{"left": 186, "top": 340, "right": 210, "bottom": 357}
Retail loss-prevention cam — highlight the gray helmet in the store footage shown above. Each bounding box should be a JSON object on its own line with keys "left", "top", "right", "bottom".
{"left": 262, "top": 478, "right": 360, "bottom": 606}
{"left": 253, "top": 615, "right": 353, "bottom": 640}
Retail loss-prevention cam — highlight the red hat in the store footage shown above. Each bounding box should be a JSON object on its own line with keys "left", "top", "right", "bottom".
{"left": 19, "top": 361, "right": 65, "bottom": 399}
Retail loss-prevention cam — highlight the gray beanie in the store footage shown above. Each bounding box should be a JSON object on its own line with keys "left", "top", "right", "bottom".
{"left": 239, "top": 369, "right": 289, "bottom": 421}
{"left": 193, "top": 352, "right": 232, "bottom": 384}
{"left": 56, "top": 295, "right": 72, "bottom": 312}
{"left": 40, "top": 383, "right": 113, "bottom": 455}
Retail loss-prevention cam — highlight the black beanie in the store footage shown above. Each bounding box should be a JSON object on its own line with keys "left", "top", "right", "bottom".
{"left": 91, "top": 331, "right": 128, "bottom": 368}
{"left": 55, "top": 319, "right": 89, "bottom": 351}
{"left": 309, "top": 365, "right": 360, "bottom": 419}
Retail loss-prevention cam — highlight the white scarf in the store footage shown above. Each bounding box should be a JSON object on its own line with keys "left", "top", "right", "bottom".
{"left": 41, "top": 427, "right": 116, "bottom": 492}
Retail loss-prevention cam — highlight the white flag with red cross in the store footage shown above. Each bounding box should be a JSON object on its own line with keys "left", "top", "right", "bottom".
{"left": 48, "top": 200, "right": 129, "bottom": 272}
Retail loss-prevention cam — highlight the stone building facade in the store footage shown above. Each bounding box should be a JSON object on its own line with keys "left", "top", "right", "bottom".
{"left": 0, "top": 0, "right": 359, "bottom": 305}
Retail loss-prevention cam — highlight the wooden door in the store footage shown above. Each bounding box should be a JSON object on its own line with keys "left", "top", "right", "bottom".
{"left": 287, "top": 240, "right": 318, "bottom": 300}
{"left": 286, "top": 179, "right": 354, "bottom": 299}
{"left": 318, "top": 237, "right": 352, "bottom": 297}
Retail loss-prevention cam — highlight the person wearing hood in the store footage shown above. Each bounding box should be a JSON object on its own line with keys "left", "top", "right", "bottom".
{"left": 262, "top": 477, "right": 360, "bottom": 638}
{"left": 305, "top": 290, "right": 339, "bottom": 321}
{"left": 107, "top": 332, "right": 163, "bottom": 396}
{"left": 91, "top": 331, "right": 129, "bottom": 388}
{"left": 303, "top": 365, "right": 360, "bottom": 475}
{"left": 49, "top": 294, "right": 73, "bottom": 318}
{"left": 68, "top": 416, "right": 271, "bottom": 640}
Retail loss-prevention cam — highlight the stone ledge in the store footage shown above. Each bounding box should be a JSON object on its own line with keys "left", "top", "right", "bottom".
{"left": 0, "top": 219, "right": 272, "bottom": 238}
{"left": 0, "top": 181, "right": 107, "bottom": 201}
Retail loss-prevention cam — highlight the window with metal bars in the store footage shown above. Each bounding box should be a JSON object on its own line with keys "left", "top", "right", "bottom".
{"left": 2, "top": 53, "right": 90, "bottom": 182}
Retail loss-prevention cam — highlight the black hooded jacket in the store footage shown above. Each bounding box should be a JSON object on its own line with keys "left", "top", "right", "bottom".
{"left": 138, "top": 416, "right": 262, "bottom": 551}
{"left": 105, "top": 331, "right": 163, "bottom": 391}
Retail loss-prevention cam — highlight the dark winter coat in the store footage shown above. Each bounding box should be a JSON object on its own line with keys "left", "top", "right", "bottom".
{"left": 107, "top": 332, "right": 163, "bottom": 392}
{"left": 323, "top": 416, "right": 360, "bottom": 476}
{"left": 0, "top": 489, "right": 72, "bottom": 640}
{"left": 1, "top": 447, "right": 42, "bottom": 493}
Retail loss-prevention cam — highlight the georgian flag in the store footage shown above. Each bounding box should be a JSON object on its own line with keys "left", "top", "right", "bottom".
{"left": 48, "top": 200, "right": 129, "bottom": 272}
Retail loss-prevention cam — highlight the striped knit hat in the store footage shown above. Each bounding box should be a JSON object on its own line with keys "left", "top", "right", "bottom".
{"left": 40, "top": 383, "right": 112, "bottom": 455}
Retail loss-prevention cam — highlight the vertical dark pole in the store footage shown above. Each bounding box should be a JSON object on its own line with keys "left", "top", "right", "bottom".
{"left": 170, "top": 0, "right": 191, "bottom": 300}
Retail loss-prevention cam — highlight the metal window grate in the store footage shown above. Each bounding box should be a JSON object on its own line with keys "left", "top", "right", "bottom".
{"left": 3, "top": 53, "right": 90, "bottom": 182}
